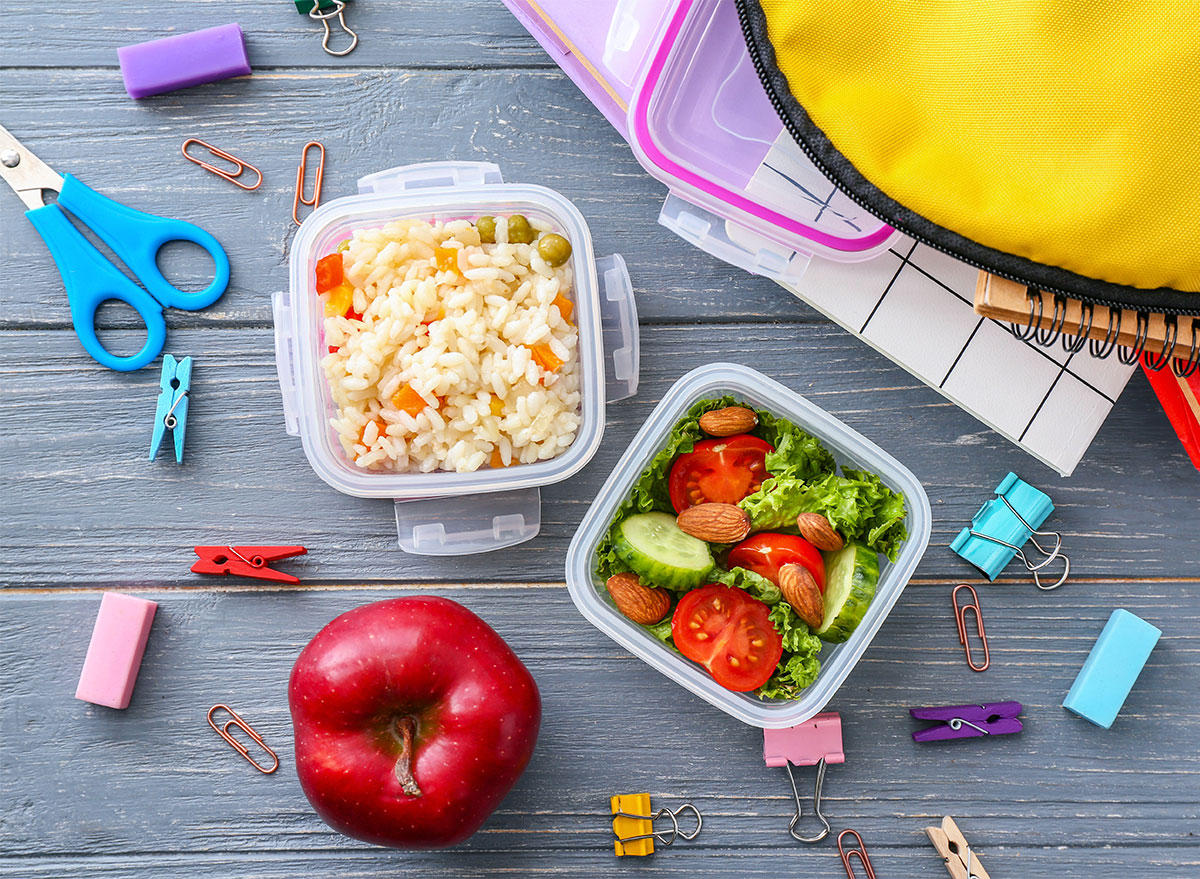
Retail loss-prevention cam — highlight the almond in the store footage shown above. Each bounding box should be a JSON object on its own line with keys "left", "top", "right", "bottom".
{"left": 676, "top": 503, "right": 751, "bottom": 543}
{"left": 606, "top": 572, "right": 670, "bottom": 625}
{"left": 699, "top": 406, "right": 758, "bottom": 437}
{"left": 796, "top": 512, "right": 844, "bottom": 551}
{"left": 779, "top": 563, "right": 824, "bottom": 629}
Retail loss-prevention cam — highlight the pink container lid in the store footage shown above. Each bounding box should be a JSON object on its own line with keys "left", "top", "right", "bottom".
{"left": 502, "top": 0, "right": 899, "bottom": 272}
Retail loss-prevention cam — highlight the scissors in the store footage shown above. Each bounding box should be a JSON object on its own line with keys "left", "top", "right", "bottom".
{"left": 0, "top": 123, "right": 229, "bottom": 371}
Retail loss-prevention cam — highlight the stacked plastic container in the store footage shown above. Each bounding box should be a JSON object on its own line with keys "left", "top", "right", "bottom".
{"left": 275, "top": 161, "right": 640, "bottom": 555}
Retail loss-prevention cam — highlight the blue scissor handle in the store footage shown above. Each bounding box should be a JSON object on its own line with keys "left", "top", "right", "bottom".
{"left": 26, "top": 202, "right": 167, "bottom": 371}
{"left": 56, "top": 174, "right": 230, "bottom": 312}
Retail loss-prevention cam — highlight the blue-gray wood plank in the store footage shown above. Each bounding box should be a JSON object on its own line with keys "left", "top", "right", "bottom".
{"left": 1, "top": 2, "right": 1197, "bottom": 878}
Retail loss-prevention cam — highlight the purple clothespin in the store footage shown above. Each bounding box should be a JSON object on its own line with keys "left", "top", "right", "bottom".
{"left": 910, "top": 701, "right": 1023, "bottom": 743}
{"left": 762, "top": 713, "right": 845, "bottom": 843}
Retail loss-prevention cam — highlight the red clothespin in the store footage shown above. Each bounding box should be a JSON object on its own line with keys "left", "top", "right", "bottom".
{"left": 191, "top": 546, "right": 307, "bottom": 584}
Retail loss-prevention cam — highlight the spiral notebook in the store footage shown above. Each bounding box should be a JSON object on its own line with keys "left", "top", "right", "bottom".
{"left": 975, "top": 273, "right": 1200, "bottom": 372}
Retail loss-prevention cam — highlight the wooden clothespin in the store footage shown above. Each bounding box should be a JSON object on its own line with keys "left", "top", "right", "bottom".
{"left": 926, "top": 815, "right": 991, "bottom": 879}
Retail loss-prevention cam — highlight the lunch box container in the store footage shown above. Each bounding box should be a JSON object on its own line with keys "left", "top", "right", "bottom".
{"left": 275, "top": 161, "right": 640, "bottom": 556}
{"left": 503, "top": 0, "right": 903, "bottom": 285}
{"left": 565, "top": 363, "right": 931, "bottom": 728}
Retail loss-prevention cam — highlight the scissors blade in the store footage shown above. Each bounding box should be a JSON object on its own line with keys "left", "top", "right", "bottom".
{"left": 0, "top": 123, "right": 64, "bottom": 210}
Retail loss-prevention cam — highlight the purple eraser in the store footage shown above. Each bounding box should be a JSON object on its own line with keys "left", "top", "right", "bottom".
{"left": 117, "top": 23, "right": 251, "bottom": 99}
{"left": 75, "top": 592, "right": 158, "bottom": 709}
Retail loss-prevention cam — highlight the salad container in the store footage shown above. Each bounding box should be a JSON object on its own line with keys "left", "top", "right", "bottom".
{"left": 275, "top": 161, "right": 640, "bottom": 555}
{"left": 565, "top": 363, "right": 931, "bottom": 727}
{"left": 503, "top": 0, "right": 903, "bottom": 284}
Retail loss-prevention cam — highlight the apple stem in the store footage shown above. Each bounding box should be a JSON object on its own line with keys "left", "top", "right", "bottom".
{"left": 394, "top": 716, "right": 422, "bottom": 797}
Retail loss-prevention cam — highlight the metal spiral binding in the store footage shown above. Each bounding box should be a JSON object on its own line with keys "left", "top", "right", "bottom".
{"left": 1012, "top": 287, "right": 1199, "bottom": 377}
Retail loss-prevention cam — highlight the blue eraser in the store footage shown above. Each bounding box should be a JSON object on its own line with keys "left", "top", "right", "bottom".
{"left": 1063, "top": 609, "right": 1161, "bottom": 729}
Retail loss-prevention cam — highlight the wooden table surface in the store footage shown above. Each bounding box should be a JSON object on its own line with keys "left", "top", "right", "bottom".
{"left": 2, "top": 3, "right": 1198, "bottom": 877}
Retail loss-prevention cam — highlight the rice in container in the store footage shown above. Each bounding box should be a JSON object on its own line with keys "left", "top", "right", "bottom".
{"left": 275, "top": 161, "right": 640, "bottom": 556}
{"left": 565, "top": 363, "right": 931, "bottom": 727}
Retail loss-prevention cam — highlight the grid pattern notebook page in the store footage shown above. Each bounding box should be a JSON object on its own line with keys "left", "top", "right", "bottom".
{"left": 733, "top": 133, "right": 1135, "bottom": 475}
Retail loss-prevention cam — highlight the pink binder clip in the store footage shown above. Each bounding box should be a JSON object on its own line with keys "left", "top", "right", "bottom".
{"left": 763, "top": 712, "right": 845, "bottom": 843}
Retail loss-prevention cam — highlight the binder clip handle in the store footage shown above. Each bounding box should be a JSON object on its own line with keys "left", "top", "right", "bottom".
{"left": 784, "top": 756, "right": 832, "bottom": 843}
{"left": 612, "top": 802, "right": 702, "bottom": 847}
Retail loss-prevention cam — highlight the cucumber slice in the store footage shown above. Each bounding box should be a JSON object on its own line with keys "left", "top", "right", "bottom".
{"left": 612, "top": 512, "right": 714, "bottom": 591}
{"left": 816, "top": 543, "right": 880, "bottom": 643}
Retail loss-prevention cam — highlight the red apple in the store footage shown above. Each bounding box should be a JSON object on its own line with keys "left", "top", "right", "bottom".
{"left": 289, "top": 596, "right": 541, "bottom": 849}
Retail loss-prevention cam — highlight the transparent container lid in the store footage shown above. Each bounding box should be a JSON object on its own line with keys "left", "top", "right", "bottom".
{"left": 565, "top": 363, "right": 931, "bottom": 727}
{"left": 502, "top": 0, "right": 901, "bottom": 282}
{"left": 276, "top": 162, "right": 640, "bottom": 555}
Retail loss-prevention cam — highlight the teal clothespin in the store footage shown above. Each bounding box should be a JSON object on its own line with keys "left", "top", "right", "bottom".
{"left": 150, "top": 355, "right": 192, "bottom": 463}
{"left": 949, "top": 472, "right": 1069, "bottom": 589}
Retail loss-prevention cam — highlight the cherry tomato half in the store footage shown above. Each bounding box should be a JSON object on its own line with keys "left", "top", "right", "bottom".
{"left": 728, "top": 532, "right": 826, "bottom": 592}
{"left": 671, "top": 585, "right": 783, "bottom": 692}
{"left": 315, "top": 253, "right": 344, "bottom": 294}
{"left": 668, "top": 435, "right": 773, "bottom": 512}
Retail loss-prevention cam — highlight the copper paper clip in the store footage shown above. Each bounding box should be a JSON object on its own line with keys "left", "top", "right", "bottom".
{"left": 838, "top": 829, "right": 878, "bottom": 879}
{"left": 952, "top": 584, "right": 990, "bottom": 672}
{"left": 181, "top": 139, "right": 263, "bottom": 191}
{"left": 207, "top": 704, "right": 279, "bottom": 774}
{"left": 292, "top": 141, "right": 325, "bottom": 226}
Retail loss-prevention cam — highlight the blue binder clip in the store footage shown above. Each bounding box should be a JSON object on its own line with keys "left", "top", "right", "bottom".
{"left": 950, "top": 472, "right": 1069, "bottom": 590}
{"left": 149, "top": 354, "right": 192, "bottom": 463}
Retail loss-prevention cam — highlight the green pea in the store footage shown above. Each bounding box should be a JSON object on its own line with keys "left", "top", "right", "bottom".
{"left": 537, "top": 232, "right": 573, "bottom": 267}
{"left": 475, "top": 215, "right": 496, "bottom": 244}
{"left": 506, "top": 214, "right": 535, "bottom": 244}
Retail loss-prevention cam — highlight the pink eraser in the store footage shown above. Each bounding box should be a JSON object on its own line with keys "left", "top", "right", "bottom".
{"left": 117, "top": 23, "right": 252, "bottom": 99}
{"left": 75, "top": 593, "right": 158, "bottom": 709}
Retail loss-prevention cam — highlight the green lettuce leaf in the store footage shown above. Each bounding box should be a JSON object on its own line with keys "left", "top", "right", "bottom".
{"left": 709, "top": 566, "right": 782, "bottom": 605}
{"left": 739, "top": 469, "right": 908, "bottom": 561}
{"left": 757, "top": 409, "right": 836, "bottom": 483}
{"left": 643, "top": 618, "right": 674, "bottom": 644}
{"left": 758, "top": 602, "right": 824, "bottom": 699}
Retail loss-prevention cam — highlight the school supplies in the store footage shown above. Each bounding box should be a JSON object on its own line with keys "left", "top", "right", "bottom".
{"left": 763, "top": 712, "right": 844, "bottom": 842}
{"left": 191, "top": 545, "right": 307, "bottom": 584}
{"left": 838, "top": 829, "right": 877, "bottom": 879}
{"left": 502, "top": 0, "right": 1136, "bottom": 476}
{"left": 950, "top": 472, "right": 1069, "bottom": 590}
{"left": 293, "top": 141, "right": 326, "bottom": 226}
{"left": 117, "top": 23, "right": 252, "bottom": 99}
{"left": 149, "top": 355, "right": 192, "bottom": 463}
{"left": 609, "top": 794, "right": 702, "bottom": 856}
{"left": 1063, "top": 609, "right": 1162, "bottom": 729}
{"left": 182, "top": 139, "right": 264, "bottom": 191}
{"left": 976, "top": 273, "right": 1200, "bottom": 376}
{"left": 910, "top": 702, "right": 1023, "bottom": 743}
{"left": 1142, "top": 355, "right": 1200, "bottom": 470}
{"left": 926, "top": 815, "right": 991, "bottom": 879}
{"left": 294, "top": 0, "right": 358, "bottom": 56}
{"left": 207, "top": 704, "right": 279, "bottom": 773}
{"left": 952, "top": 584, "right": 989, "bottom": 672}
{"left": 75, "top": 593, "right": 157, "bottom": 709}
{"left": 0, "top": 123, "right": 230, "bottom": 371}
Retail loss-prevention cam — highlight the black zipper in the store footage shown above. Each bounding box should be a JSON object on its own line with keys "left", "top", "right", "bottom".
{"left": 733, "top": 0, "right": 1195, "bottom": 319}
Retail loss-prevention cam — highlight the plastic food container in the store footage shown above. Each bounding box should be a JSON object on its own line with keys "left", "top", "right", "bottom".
{"left": 275, "top": 161, "right": 640, "bottom": 555}
{"left": 503, "top": 0, "right": 903, "bottom": 284}
{"left": 565, "top": 363, "right": 931, "bottom": 727}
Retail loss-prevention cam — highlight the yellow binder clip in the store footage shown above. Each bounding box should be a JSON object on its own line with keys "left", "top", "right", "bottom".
{"left": 610, "top": 793, "right": 702, "bottom": 856}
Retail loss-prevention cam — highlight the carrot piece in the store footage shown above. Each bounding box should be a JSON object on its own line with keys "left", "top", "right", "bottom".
{"left": 315, "top": 253, "right": 343, "bottom": 293}
{"left": 527, "top": 343, "right": 564, "bottom": 373}
{"left": 490, "top": 448, "right": 509, "bottom": 469}
{"left": 434, "top": 246, "right": 459, "bottom": 272}
{"left": 324, "top": 281, "right": 355, "bottom": 317}
{"left": 358, "top": 419, "right": 387, "bottom": 445}
{"left": 391, "top": 383, "right": 431, "bottom": 417}
{"left": 552, "top": 292, "right": 574, "bottom": 324}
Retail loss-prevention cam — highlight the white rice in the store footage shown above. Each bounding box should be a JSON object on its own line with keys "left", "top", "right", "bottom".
{"left": 321, "top": 216, "right": 581, "bottom": 473}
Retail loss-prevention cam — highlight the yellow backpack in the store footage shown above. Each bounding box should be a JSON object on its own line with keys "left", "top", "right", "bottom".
{"left": 737, "top": 0, "right": 1200, "bottom": 316}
